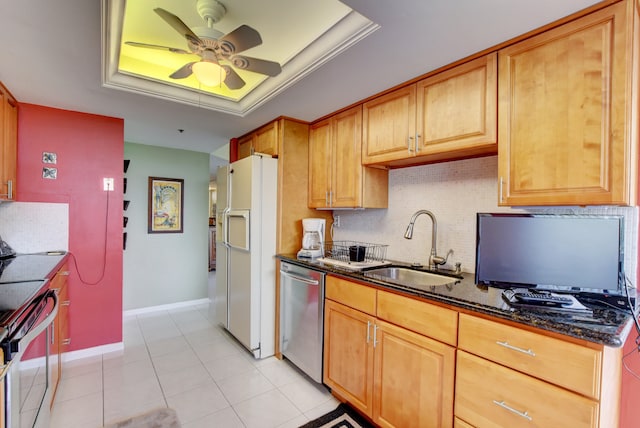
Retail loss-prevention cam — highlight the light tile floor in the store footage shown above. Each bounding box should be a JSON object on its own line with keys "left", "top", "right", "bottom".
{"left": 50, "top": 302, "right": 339, "bottom": 427}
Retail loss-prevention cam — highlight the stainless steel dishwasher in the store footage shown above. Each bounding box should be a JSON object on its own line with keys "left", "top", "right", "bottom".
{"left": 279, "top": 261, "right": 325, "bottom": 383}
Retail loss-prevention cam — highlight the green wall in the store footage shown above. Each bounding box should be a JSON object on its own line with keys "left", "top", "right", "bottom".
{"left": 123, "top": 142, "right": 210, "bottom": 310}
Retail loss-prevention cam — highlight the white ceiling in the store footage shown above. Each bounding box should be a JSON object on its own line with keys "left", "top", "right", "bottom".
{"left": 0, "top": 0, "right": 602, "bottom": 179}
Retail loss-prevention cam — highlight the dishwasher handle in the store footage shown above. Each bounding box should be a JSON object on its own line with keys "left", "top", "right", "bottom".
{"left": 280, "top": 270, "right": 320, "bottom": 286}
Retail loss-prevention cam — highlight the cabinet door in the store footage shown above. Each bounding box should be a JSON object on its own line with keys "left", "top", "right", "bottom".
{"left": 362, "top": 85, "right": 417, "bottom": 164}
{"left": 416, "top": 53, "right": 497, "bottom": 156}
{"left": 308, "top": 118, "right": 332, "bottom": 208}
{"left": 254, "top": 121, "right": 279, "bottom": 156}
{"left": 50, "top": 266, "right": 70, "bottom": 406}
{"left": 332, "top": 105, "right": 363, "bottom": 208}
{"left": 324, "top": 299, "right": 375, "bottom": 418}
{"left": 0, "top": 86, "right": 17, "bottom": 201}
{"left": 373, "top": 319, "right": 455, "bottom": 428}
{"left": 498, "top": 1, "right": 634, "bottom": 206}
{"left": 236, "top": 133, "right": 255, "bottom": 160}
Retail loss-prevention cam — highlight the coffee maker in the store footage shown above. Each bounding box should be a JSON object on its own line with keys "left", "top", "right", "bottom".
{"left": 297, "top": 218, "right": 326, "bottom": 258}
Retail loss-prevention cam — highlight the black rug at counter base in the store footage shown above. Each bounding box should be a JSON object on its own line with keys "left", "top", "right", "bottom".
{"left": 299, "top": 403, "right": 375, "bottom": 428}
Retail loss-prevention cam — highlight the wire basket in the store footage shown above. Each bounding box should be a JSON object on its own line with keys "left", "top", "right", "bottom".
{"left": 324, "top": 241, "right": 388, "bottom": 263}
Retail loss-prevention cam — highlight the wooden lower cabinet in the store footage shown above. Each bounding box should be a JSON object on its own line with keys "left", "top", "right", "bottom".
{"left": 454, "top": 417, "right": 475, "bottom": 428}
{"left": 456, "top": 313, "right": 620, "bottom": 428}
{"left": 324, "top": 277, "right": 456, "bottom": 427}
{"left": 324, "top": 299, "right": 375, "bottom": 416}
{"left": 50, "top": 264, "right": 70, "bottom": 407}
{"left": 373, "top": 319, "right": 455, "bottom": 428}
{"left": 456, "top": 351, "right": 599, "bottom": 428}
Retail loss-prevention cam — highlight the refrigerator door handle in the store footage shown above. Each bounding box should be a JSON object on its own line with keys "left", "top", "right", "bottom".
{"left": 222, "top": 208, "right": 231, "bottom": 246}
{"left": 226, "top": 210, "right": 251, "bottom": 251}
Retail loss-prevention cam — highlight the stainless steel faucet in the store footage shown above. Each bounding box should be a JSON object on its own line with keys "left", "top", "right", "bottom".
{"left": 404, "top": 209, "right": 451, "bottom": 270}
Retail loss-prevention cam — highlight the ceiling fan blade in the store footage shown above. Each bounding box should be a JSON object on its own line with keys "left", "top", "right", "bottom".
{"left": 222, "top": 66, "right": 245, "bottom": 90}
{"left": 231, "top": 55, "right": 281, "bottom": 77}
{"left": 218, "top": 25, "right": 262, "bottom": 56}
{"left": 154, "top": 8, "right": 202, "bottom": 46}
{"left": 125, "top": 41, "right": 191, "bottom": 55}
{"left": 170, "top": 62, "right": 196, "bottom": 79}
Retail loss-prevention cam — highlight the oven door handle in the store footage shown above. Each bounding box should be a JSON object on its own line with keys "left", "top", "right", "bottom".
{"left": 11, "top": 291, "right": 58, "bottom": 360}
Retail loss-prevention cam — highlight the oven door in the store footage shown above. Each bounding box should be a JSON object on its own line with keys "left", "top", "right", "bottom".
{"left": 4, "top": 290, "right": 58, "bottom": 428}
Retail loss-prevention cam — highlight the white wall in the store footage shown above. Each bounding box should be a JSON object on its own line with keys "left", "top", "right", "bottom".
{"left": 123, "top": 143, "right": 210, "bottom": 310}
{"left": 332, "top": 156, "right": 638, "bottom": 284}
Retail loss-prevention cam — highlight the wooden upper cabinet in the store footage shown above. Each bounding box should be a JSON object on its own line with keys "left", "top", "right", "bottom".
{"left": 498, "top": 1, "right": 638, "bottom": 206}
{"left": 332, "top": 106, "right": 364, "bottom": 208}
{"left": 363, "top": 53, "right": 497, "bottom": 167}
{"left": 236, "top": 120, "right": 279, "bottom": 160}
{"left": 416, "top": 53, "right": 497, "bottom": 155}
{"left": 309, "top": 105, "right": 388, "bottom": 209}
{"left": 236, "top": 133, "right": 254, "bottom": 160}
{"left": 0, "top": 82, "right": 17, "bottom": 201}
{"left": 254, "top": 121, "right": 279, "bottom": 156}
{"left": 362, "top": 85, "right": 417, "bottom": 163}
{"left": 308, "top": 117, "right": 333, "bottom": 208}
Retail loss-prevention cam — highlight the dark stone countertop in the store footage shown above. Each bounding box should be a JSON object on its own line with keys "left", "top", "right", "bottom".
{"left": 277, "top": 254, "right": 635, "bottom": 348}
{"left": 0, "top": 252, "right": 69, "bottom": 283}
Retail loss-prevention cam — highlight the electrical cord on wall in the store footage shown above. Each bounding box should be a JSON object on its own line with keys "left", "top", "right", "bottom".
{"left": 621, "top": 273, "right": 640, "bottom": 380}
{"left": 67, "top": 188, "right": 111, "bottom": 286}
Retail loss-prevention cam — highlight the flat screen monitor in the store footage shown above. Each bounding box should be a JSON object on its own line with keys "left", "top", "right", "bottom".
{"left": 475, "top": 213, "right": 624, "bottom": 294}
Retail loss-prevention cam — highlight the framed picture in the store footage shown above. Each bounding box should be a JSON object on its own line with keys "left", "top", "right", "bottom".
{"left": 148, "top": 177, "right": 184, "bottom": 233}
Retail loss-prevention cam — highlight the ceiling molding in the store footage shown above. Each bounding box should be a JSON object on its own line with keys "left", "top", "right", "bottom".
{"left": 101, "top": 0, "right": 379, "bottom": 117}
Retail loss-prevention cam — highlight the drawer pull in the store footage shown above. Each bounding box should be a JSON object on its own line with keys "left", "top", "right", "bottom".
{"left": 366, "top": 321, "right": 371, "bottom": 343}
{"left": 493, "top": 400, "right": 532, "bottom": 421}
{"left": 496, "top": 340, "right": 536, "bottom": 357}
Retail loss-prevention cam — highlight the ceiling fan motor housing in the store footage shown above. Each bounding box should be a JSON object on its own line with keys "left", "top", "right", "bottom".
{"left": 197, "top": 0, "right": 226, "bottom": 24}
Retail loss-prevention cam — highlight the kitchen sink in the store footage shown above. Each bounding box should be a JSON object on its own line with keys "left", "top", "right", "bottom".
{"left": 363, "top": 266, "right": 461, "bottom": 290}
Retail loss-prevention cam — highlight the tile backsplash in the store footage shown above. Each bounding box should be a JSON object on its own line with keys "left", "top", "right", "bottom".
{"left": 332, "top": 156, "right": 639, "bottom": 286}
{"left": 0, "top": 202, "right": 69, "bottom": 253}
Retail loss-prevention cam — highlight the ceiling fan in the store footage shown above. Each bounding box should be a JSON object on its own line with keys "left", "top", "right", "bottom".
{"left": 124, "top": 0, "right": 282, "bottom": 89}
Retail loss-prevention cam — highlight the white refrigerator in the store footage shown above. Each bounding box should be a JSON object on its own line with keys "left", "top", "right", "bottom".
{"left": 212, "top": 154, "right": 278, "bottom": 359}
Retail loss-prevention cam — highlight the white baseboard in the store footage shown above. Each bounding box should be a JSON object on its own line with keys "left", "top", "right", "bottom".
{"left": 20, "top": 342, "right": 125, "bottom": 370}
{"left": 62, "top": 342, "right": 124, "bottom": 363}
{"left": 123, "top": 298, "right": 210, "bottom": 317}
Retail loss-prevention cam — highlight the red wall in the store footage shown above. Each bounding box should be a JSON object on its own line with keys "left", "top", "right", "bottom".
{"left": 17, "top": 103, "right": 123, "bottom": 351}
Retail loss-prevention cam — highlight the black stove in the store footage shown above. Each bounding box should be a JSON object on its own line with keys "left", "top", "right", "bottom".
{"left": 0, "top": 280, "right": 49, "bottom": 336}
{"left": 0, "top": 253, "right": 67, "bottom": 357}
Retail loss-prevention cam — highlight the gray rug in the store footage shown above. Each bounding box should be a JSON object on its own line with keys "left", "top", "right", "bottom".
{"left": 104, "top": 407, "right": 181, "bottom": 428}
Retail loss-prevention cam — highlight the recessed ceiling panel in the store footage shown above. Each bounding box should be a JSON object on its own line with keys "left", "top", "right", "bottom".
{"left": 102, "top": 0, "right": 379, "bottom": 115}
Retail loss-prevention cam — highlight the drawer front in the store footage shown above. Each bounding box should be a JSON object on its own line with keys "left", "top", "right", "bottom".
{"left": 456, "top": 351, "right": 599, "bottom": 428}
{"left": 454, "top": 417, "right": 474, "bottom": 428}
{"left": 325, "top": 276, "right": 376, "bottom": 316}
{"left": 377, "top": 290, "right": 458, "bottom": 346}
{"left": 458, "top": 314, "right": 602, "bottom": 399}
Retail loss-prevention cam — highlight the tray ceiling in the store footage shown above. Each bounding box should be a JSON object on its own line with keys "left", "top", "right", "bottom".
{"left": 103, "top": 0, "right": 379, "bottom": 116}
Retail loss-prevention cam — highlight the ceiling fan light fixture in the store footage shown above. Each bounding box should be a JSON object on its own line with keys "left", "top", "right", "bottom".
{"left": 192, "top": 61, "right": 227, "bottom": 86}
